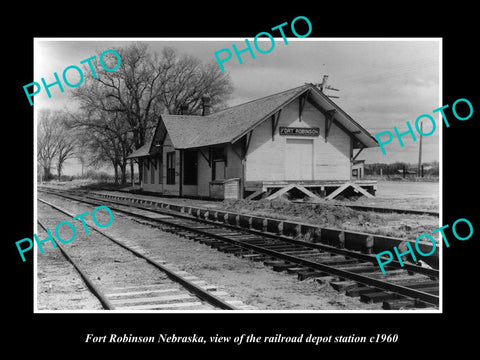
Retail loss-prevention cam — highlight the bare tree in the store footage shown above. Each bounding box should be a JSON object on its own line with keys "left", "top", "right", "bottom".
{"left": 159, "top": 47, "right": 234, "bottom": 115}
{"left": 68, "top": 109, "right": 134, "bottom": 184}
{"left": 37, "top": 110, "right": 58, "bottom": 181}
{"left": 56, "top": 120, "right": 77, "bottom": 180}
{"left": 77, "top": 153, "right": 86, "bottom": 177}
{"left": 72, "top": 43, "right": 163, "bottom": 151}
{"left": 71, "top": 43, "right": 162, "bottom": 182}
{"left": 37, "top": 110, "right": 77, "bottom": 181}
{"left": 70, "top": 43, "right": 234, "bottom": 183}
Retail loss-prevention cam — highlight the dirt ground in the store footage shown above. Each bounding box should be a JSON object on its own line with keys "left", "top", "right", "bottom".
{"left": 37, "top": 192, "right": 382, "bottom": 311}
{"left": 347, "top": 180, "right": 439, "bottom": 211}
{"left": 41, "top": 179, "right": 439, "bottom": 211}
{"left": 36, "top": 179, "right": 439, "bottom": 310}
{"left": 36, "top": 214, "right": 104, "bottom": 311}
{"left": 37, "top": 250, "right": 104, "bottom": 311}
{"left": 37, "top": 200, "right": 185, "bottom": 311}
{"left": 220, "top": 198, "right": 439, "bottom": 240}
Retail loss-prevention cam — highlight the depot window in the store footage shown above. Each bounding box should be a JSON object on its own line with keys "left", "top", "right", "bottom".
{"left": 166, "top": 151, "right": 175, "bottom": 184}
{"left": 183, "top": 150, "right": 198, "bottom": 185}
{"left": 210, "top": 146, "right": 227, "bottom": 181}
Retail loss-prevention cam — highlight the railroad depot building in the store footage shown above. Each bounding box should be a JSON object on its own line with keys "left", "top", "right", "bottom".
{"left": 127, "top": 83, "right": 379, "bottom": 200}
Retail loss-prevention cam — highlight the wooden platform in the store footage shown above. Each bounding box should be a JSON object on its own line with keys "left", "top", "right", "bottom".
{"left": 244, "top": 180, "right": 377, "bottom": 200}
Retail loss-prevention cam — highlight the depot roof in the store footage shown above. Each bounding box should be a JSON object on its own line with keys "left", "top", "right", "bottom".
{"left": 128, "top": 83, "right": 378, "bottom": 158}
{"left": 127, "top": 143, "right": 150, "bottom": 159}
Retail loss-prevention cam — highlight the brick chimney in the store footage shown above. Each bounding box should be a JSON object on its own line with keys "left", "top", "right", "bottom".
{"left": 179, "top": 104, "right": 189, "bottom": 115}
{"left": 201, "top": 95, "right": 211, "bottom": 116}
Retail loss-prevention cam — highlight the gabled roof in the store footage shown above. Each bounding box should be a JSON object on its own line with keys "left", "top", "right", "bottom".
{"left": 126, "top": 142, "right": 150, "bottom": 159}
{"left": 128, "top": 83, "right": 378, "bottom": 158}
{"left": 162, "top": 84, "right": 309, "bottom": 149}
{"left": 306, "top": 86, "right": 378, "bottom": 149}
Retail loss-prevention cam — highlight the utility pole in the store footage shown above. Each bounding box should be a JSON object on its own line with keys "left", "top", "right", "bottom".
{"left": 418, "top": 121, "right": 423, "bottom": 177}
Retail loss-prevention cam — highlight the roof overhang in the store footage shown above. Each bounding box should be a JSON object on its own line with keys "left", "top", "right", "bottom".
{"left": 230, "top": 87, "right": 310, "bottom": 145}
{"left": 307, "top": 86, "right": 379, "bottom": 148}
{"left": 126, "top": 143, "right": 151, "bottom": 159}
{"left": 130, "top": 84, "right": 378, "bottom": 157}
{"left": 230, "top": 84, "right": 378, "bottom": 149}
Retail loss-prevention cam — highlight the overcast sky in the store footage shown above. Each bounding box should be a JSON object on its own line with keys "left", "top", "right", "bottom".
{"left": 34, "top": 38, "right": 441, "bottom": 174}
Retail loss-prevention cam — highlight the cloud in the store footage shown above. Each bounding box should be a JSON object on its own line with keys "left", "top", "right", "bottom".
{"left": 34, "top": 38, "right": 441, "bottom": 164}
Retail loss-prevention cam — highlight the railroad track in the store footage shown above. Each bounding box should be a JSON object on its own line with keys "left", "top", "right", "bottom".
{"left": 112, "top": 186, "right": 438, "bottom": 216}
{"left": 37, "top": 198, "right": 246, "bottom": 311}
{"left": 38, "top": 188, "right": 440, "bottom": 310}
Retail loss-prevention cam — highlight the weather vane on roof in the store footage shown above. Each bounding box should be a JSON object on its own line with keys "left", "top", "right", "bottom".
{"left": 312, "top": 75, "right": 340, "bottom": 99}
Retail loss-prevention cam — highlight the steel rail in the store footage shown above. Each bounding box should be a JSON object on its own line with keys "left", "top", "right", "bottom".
{"left": 203, "top": 230, "right": 439, "bottom": 306}
{"left": 136, "top": 211, "right": 440, "bottom": 306}
{"left": 38, "top": 190, "right": 439, "bottom": 306}
{"left": 73, "top": 189, "right": 439, "bottom": 277}
{"left": 219, "top": 222, "right": 439, "bottom": 278}
{"left": 165, "top": 218, "right": 439, "bottom": 305}
{"left": 40, "top": 189, "right": 440, "bottom": 303}
{"left": 38, "top": 198, "right": 237, "bottom": 310}
{"left": 37, "top": 220, "right": 116, "bottom": 310}
{"left": 38, "top": 186, "right": 438, "bottom": 216}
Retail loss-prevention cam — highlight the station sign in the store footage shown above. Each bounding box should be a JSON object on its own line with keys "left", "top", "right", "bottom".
{"left": 279, "top": 127, "right": 320, "bottom": 136}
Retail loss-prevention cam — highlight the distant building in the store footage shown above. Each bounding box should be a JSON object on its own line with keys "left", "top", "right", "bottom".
{"left": 397, "top": 168, "right": 417, "bottom": 177}
{"left": 352, "top": 160, "right": 365, "bottom": 179}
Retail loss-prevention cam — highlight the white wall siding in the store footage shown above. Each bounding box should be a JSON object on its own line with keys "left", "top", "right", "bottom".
{"left": 246, "top": 100, "right": 351, "bottom": 182}
{"left": 142, "top": 157, "right": 163, "bottom": 193}
{"left": 162, "top": 134, "right": 179, "bottom": 196}
{"left": 197, "top": 149, "right": 211, "bottom": 197}
{"left": 225, "top": 143, "right": 243, "bottom": 180}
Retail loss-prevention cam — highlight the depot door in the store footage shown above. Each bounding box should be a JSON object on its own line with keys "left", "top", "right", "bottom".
{"left": 285, "top": 139, "right": 314, "bottom": 180}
